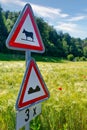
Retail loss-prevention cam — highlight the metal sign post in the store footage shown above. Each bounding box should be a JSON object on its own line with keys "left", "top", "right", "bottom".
{"left": 25, "top": 123, "right": 29, "bottom": 130}
{"left": 16, "top": 50, "right": 31, "bottom": 130}
{"left": 26, "top": 50, "right": 31, "bottom": 66}
{"left": 25, "top": 50, "right": 31, "bottom": 130}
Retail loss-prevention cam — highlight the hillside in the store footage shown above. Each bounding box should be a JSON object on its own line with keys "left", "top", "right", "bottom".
{"left": 0, "top": 6, "right": 87, "bottom": 59}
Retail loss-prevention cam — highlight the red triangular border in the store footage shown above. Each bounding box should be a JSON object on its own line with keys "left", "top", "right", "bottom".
{"left": 6, "top": 4, "right": 44, "bottom": 52}
{"left": 17, "top": 59, "right": 49, "bottom": 109}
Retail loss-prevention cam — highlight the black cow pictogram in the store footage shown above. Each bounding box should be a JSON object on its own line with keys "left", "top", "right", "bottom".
{"left": 22, "top": 29, "right": 34, "bottom": 42}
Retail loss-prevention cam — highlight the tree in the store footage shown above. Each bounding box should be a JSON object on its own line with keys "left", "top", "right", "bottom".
{"left": 6, "top": 19, "right": 14, "bottom": 33}
{"left": 75, "top": 40, "right": 83, "bottom": 57}
{"left": 0, "top": 6, "right": 8, "bottom": 53}
{"left": 49, "top": 27, "right": 58, "bottom": 45}
{"left": 83, "top": 46, "right": 87, "bottom": 58}
{"left": 62, "top": 40, "right": 69, "bottom": 57}
{"left": 69, "top": 38, "right": 78, "bottom": 57}
{"left": 67, "top": 54, "right": 74, "bottom": 61}
{"left": 0, "top": 6, "right": 87, "bottom": 58}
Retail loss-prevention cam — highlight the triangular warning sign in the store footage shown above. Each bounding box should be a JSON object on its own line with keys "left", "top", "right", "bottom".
{"left": 16, "top": 58, "right": 49, "bottom": 110}
{"left": 6, "top": 4, "right": 45, "bottom": 53}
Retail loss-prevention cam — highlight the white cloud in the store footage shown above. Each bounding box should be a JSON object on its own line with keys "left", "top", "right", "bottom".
{"left": 55, "top": 22, "right": 77, "bottom": 32}
{"left": 0, "top": 0, "right": 25, "bottom": 6}
{"left": 1, "top": 0, "right": 86, "bottom": 39}
{"left": 68, "top": 15, "right": 86, "bottom": 22}
{"left": 54, "top": 22, "right": 87, "bottom": 39}
{"left": 0, "top": 0, "right": 8, "bottom": 3}
{"left": 0, "top": 0, "right": 69, "bottom": 19}
{"left": 31, "top": 4, "right": 69, "bottom": 19}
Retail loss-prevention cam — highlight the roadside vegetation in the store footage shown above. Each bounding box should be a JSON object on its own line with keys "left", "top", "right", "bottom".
{"left": 0, "top": 55, "right": 87, "bottom": 130}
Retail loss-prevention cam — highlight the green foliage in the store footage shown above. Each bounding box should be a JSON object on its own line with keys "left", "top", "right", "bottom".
{"left": 0, "top": 7, "right": 8, "bottom": 53}
{"left": 67, "top": 54, "right": 74, "bottom": 61}
{"left": 0, "top": 6, "right": 87, "bottom": 58}
{"left": 0, "top": 59, "right": 87, "bottom": 130}
{"left": 83, "top": 46, "right": 87, "bottom": 58}
{"left": 5, "top": 11, "right": 20, "bottom": 33}
{"left": 79, "top": 56, "right": 86, "bottom": 61}
{"left": 74, "top": 57, "right": 80, "bottom": 61}
{"left": 0, "top": 53, "right": 25, "bottom": 61}
{"left": 6, "top": 19, "right": 14, "bottom": 33}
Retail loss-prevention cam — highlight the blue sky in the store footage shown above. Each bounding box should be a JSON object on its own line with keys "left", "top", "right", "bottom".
{"left": 0, "top": 0, "right": 87, "bottom": 39}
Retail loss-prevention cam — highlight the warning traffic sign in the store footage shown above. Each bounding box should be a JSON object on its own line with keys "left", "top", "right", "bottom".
{"left": 6, "top": 4, "right": 45, "bottom": 53}
{"left": 16, "top": 58, "right": 49, "bottom": 110}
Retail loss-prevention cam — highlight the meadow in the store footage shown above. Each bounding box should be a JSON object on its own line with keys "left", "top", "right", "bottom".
{"left": 0, "top": 55, "right": 87, "bottom": 130}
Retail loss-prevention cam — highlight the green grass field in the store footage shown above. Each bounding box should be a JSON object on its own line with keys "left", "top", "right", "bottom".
{"left": 0, "top": 56, "right": 87, "bottom": 130}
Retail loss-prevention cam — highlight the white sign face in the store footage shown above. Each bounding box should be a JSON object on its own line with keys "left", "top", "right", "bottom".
{"left": 15, "top": 14, "right": 39, "bottom": 47}
{"left": 16, "top": 103, "right": 41, "bottom": 130}
{"left": 23, "top": 67, "right": 45, "bottom": 103}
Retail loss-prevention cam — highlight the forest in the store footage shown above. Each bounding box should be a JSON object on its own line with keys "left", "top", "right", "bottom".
{"left": 0, "top": 5, "right": 87, "bottom": 60}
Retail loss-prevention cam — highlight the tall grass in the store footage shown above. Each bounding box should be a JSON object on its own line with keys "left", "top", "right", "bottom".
{"left": 0, "top": 60, "right": 87, "bottom": 130}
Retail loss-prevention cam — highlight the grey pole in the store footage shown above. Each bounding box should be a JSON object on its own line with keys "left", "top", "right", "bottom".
{"left": 26, "top": 50, "right": 31, "bottom": 66}
{"left": 25, "top": 50, "right": 31, "bottom": 130}
{"left": 25, "top": 123, "right": 30, "bottom": 130}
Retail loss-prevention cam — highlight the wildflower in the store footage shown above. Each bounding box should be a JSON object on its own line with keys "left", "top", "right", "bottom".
{"left": 58, "top": 87, "right": 62, "bottom": 90}
{"left": 83, "top": 75, "right": 86, "bottom": 79}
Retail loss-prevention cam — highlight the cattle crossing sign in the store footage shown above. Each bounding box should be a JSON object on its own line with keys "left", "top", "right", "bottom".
{"left": 6, "top": 4, "right": 45, "bottom": 53}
